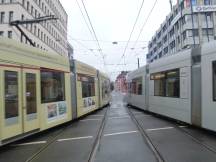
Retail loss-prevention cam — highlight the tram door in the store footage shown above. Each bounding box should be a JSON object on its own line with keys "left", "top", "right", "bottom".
{"left": 2, "top": 67, "right": 23, "bottom": 140}
{"left": 22, "top": 69, "right": 40, "bottom": 133}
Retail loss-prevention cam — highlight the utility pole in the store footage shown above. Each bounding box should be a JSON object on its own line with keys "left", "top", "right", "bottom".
{"left": 137, "top": 58, "right": 140, "bottom": 68}
{"left": 169, "top": 0, "right": 173, "bottom": 11}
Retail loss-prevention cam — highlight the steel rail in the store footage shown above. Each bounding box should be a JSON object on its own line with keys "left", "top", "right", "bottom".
{"left": 88, "top": 106, "right": 109, "bottom": 162}
{"left": 127, "top": 107, "right": 165, "bottom": 162}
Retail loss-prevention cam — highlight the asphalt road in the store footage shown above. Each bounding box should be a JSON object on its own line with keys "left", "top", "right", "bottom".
{"left": 1, "top": 92, "right": 216, "bottom": 162}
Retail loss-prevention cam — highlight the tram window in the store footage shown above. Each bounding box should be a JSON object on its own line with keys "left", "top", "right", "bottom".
{"left": 102, "top": 80, "right": 110, "bottom": 99}
{"left": 138, "top": 83, "right": 142, "bottom": 95}
{"left": 41, "top": 70, "right": 65, "bottom": 103}
{"left": 151, "top": 72, "right": 166, "bottom": 96}
{"left": 78, "top": 75, "right": 95, "bottom": 98}
{"left": 213, "top": 61, "right": 216, "bottom": 101}
{"left": 26, "top": 73, "right": 37, "bottom": 114}
{"left": 5, "top": 71, "right": 19, "bottom": 119}
{"left": 132, "top": 77, "right": 142, "bottom": 95}
{"left": 166, "top": 69, "right": 180, "bottom": 97}
{"left": 131, "top": 82, "right": 137, "bottom": 94}
{"left": 151, "top": 69, "right": 180, "bottom": 98}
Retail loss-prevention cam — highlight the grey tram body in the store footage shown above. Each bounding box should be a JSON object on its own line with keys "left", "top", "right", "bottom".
{"left": 126, "top": 41, "right": 216, "bottom": 132}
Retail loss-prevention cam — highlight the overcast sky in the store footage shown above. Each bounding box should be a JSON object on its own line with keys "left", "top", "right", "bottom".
{"left": 60, "top": 0, "right": 177, "bottom": 80}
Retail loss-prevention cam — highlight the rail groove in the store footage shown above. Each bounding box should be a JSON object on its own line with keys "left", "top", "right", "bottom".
{"left": 25, "top": 124, "right": 72, "bottom": 162}
{"left": 175, "top": 125, "right": 216, "bottom": 154}
{"left": 127, "top": 106, "right": 165, "bottom": 162}
{"left": 25, "top": 107, "right": 109, "bottom": 162}
{"left": 88, "top": 106, "right": 109, "bottom": 162}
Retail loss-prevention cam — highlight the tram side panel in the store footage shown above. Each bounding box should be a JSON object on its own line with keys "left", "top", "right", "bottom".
{"left": 201, "top": 42, "right": 216, "bottom": 131}
{"left": 149, "top": 50, "right": 192, "bottom": 124}
{"left": 75, "top": 61, "right": 99, "bottom": 117}
{"left": 0, "top": 38, "right": 72, "bottom": 144}
{"left": 39, "top": 71, "right": 72, "bottom": 131}
{"left": 98, "top": 72, "right": 111, "bottom": 108}
{"left": 128, "top": 66, "right": 147, "bottom": 110}
{"left": 70, "top": 60, "right": 78, "bottom": 120}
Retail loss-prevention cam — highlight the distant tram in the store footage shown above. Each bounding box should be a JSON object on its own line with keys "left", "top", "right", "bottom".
{"left": 126, "top": 41, "right": 216, "bottom": 132}
{"left": 0, "top": 38, "right": 111, "bottom": 146}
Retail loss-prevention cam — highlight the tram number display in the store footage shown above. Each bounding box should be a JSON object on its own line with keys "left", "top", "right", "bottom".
{"left": 47, "top": 101, "right": 67, "bottom": 123}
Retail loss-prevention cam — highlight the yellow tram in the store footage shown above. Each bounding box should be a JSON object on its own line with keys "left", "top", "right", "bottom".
{"left": 0, "top": 38, "right": 110, "bottom": 146}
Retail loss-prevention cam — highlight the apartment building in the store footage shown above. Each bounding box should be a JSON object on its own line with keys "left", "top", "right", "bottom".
{"left": 115, "top": 71, "right": 129, "bottom": 93}
{"left": 147, "top": 0, "right": 216, "bottom": 63}
{"left": 0, "top": 0, "right": 68, "bottom": 56}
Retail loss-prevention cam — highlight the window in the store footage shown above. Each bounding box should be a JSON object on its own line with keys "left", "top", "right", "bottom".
{"left": 163, "top": 46, "right": 168, "bottom": 54}
{"left": 0, "top": 12, "right": 5, "bottom": 23}
{"left": 102, "top": 79, "right": 110, "bottom": 99}
{"left": 8, "top": 31, "right": 12, "bottom": 38}
{"left": 0, "top": 31, "right": 3, "bottom": 36}
{"left": 41, "top": 70, "right": 65, "bottom": 103}
{"left": 163, "top": 35, "right": 167, "bottom": 43}
{"left": 166, "top": 70, "right": 180, "bottom": 97}
{"left": 131, "top": 77, "right": 142, "bottom": 95}
{"left": 31, "top": 6, "right": 33, "bottom": 15}
{"left": 35, "top": 9, "right": 37, "bottom": 18}
{"left": 5, "top": 71, "right": 19, "bottom": 119}
{"left": 27, "top": 1, "right": 29, "bottom": 11}
{"left": 203, "top": 28, "right": 213, "bottom": 36}
{"left": 183, "top": 31, "right": 187, "bottom": 40}
{"left": 9, "top": 11, "right": 13, "bottom": 23}
{"left": 151, "top": 72, "right": 166, "bottom": 96}
{"left": 26, "top": 73, "right": 37, "bottom": 115}
{"left": 151, "top": 69, "right": 180, "bottom": 98}
{"left": 78, "top": 74, "right": 95, "bottom": 98}
{"left": 204, "top": 0, "right": 211, "bottom": 5}
{"left": 21, "top": 14, "right": 24, "bottom": 21}
{"left": 213, "top": 61, "right": 216, "bottom": 101}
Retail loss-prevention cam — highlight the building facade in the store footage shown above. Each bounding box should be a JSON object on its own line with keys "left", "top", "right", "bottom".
{"left": 147, "top": 0, "right": 216, "bottom": 63}
{"left": 115, "top": 71, "right": 129, "bottom": 93}
{"left": 0, "top": 0, "right": 68, "bottom": 56}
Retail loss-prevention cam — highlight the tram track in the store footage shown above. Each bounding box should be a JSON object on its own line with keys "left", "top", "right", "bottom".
{"left": 23, "top": 107, "right": 109, "bottom": 162}
{"left": 174, "top": 124, "right": 216, "bottom": 154}
{"left": 25, "top": 124, "right": 72, "bottom": 162}
{"left": 128, "top": 106, "right": 216, "bottom": 159}
{"left": 88, "top": 105, "right": 109, "bottom": 162}
{"left": 127, "top": 106, "right": 165, "bottom": 162}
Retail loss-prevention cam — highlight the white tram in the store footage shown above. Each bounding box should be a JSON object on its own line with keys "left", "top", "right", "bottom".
{"left": 126, "top": 41, "right": 216, "bottom": 132}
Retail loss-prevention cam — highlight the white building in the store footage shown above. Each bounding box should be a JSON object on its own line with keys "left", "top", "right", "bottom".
{"left": 0, "top": 0, "right": 68, "bottom": 56}
{"left": 147, "top": 0, "right": 216, "bottom": 63}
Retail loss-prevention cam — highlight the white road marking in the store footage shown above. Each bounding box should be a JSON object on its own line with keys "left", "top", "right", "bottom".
{"left": 133, "top": 112, "right": 145, "bottom": 115}
{"left": 135, "top": 114, "right": 151, "bottom": 117}
{"left": 146, "top": 127, "right": 174, "bottom": 132}
{"left": 12, "top": 141, "right": 47, "bottom": 146}
{"left": 57, "top": 136, "right": 93, "bottom": 142}
{"left": 108, "top": 116, "right": 130, "bottom": 119}
{"left": 109, "top": 113, "right": 128, "bottom": 116}
{"left": 179, "top": 125, "right": 188, "bottom": 128}
{"left": 104, "top": 131, "right": 138, "bottom": 137}
{"left": 90, "top": 115, "right": 104, "bottom": 117}
{"left": 80, "top": 119, "right": 101, "bottom": 122}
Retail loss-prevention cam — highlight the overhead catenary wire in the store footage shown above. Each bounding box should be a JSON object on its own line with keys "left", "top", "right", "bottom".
{"left": 115, "top": 0, "right": 145, "bottom": 68}
{"left": 80, "top": 0, "right": 106, "bottom": 67}
{"left": 69, "top": 37, "right": 149, "bottom": 43}
{"left": 124, "top": 0, "right": 158, "bottom": 67}
{"left": 131, "top": 0, "right": 158, "bottom": 54}
{"left": 75, "top": 0, "right": 96, "bottom": 45}
{"left": 68, "top": 36, "right": 98, "bottom": 57}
